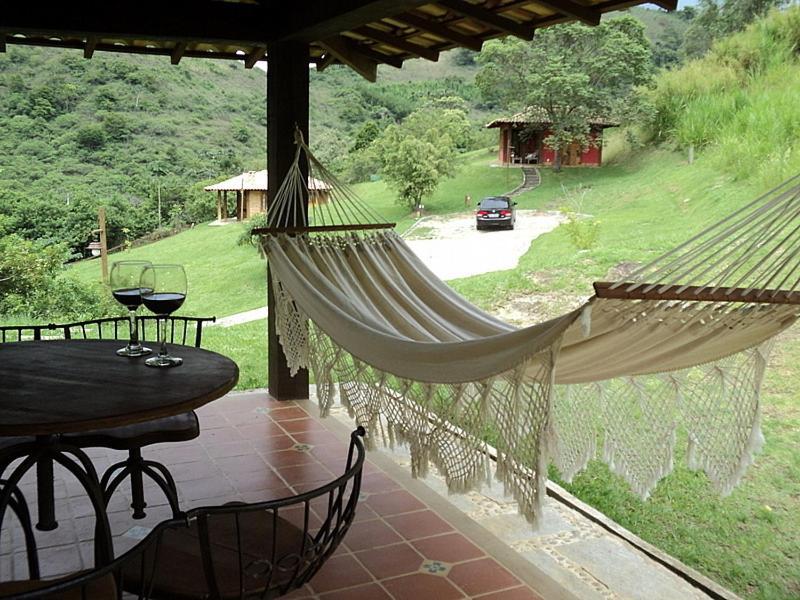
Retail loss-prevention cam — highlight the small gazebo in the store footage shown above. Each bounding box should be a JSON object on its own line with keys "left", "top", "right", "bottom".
{"left": 204, "top": 170, "right": 330, "bottom": 221}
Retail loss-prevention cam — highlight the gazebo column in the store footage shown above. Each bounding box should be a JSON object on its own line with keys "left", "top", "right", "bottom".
{"left": 216, "top": 191, "right": 222, "bottom": 221}
{"left": 222, "top": 191, "right": 228, "bottom": 219}
{"left": 267, "top": 40, "right": 309, "bottom": 400}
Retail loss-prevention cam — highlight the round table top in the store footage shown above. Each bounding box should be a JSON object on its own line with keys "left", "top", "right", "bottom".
{"left": 0, "top": 340, "right": 239, "bottom": 436}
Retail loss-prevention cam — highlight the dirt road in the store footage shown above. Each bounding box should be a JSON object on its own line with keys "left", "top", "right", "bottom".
{"left": 405, "top": 210, "right": 564, "bottom": 281}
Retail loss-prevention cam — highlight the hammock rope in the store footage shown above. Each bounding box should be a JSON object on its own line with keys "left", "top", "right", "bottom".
{"left": 259, "top": 135, "right": 800, "bottom": 524}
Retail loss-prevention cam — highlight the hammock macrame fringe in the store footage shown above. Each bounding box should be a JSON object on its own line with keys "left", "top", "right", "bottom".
{"left": 268, "top": 263, "right": 780, "bottom": 524}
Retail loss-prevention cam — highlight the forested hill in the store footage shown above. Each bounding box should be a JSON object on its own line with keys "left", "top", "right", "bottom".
{"left": 0, "top": 6, "right": 684, "bottom": 255}
{"left": 0, "top": 46, "right": 492, "bottom": 254}
{"left": 0, "top": 49, "right": 269, "bottom": 252}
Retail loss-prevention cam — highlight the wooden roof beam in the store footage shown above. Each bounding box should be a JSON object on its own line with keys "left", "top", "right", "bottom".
{"left": 532, "top": 0, "right": 601, "bottom": 26}
{"left": 244, "top": 47, "right": 266, "bottom": 69}
{"left": 395, "top": 12, "right": 483, "bottom": 52}
{"left": 171, "top": 41, "right": 187, "bottom": 65}
{"left": 83, "top": 36, "right": 97, "bottom": 58}
{"left": 354, "top": 25, "right": 439, "bottom": 61}
{"left": 650, "top": 0, "right": 679, "bottom": 10}
{"left": 0, "top": 1, "right": 270, "bottom": 47}
{"left": 316, "top": 52, "right": 338, "bottom": 71}
{"left": 438, "top": 0, "right": 535, "bottom": 41}
{"left": 277, "top": 1, "right": 430, "bottom": 43}
{"left": 320, "top": 35, "right": 379, "bottom": 81}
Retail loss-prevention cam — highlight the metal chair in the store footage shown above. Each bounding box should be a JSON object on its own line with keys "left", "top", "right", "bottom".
{"left": 0, "top": 481, "right": 40, "bottom": 584}
{"left": 0, "top": 428, "right": 366, "bottom": 600}
{"left": 0, "top": 324, "right": 51, "bottom": 343}
{"left": 56, "top": 316, "right": 215, "bottom": 520}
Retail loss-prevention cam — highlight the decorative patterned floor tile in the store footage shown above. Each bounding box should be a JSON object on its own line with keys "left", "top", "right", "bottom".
{"left": 420, "top": 559, "right": 451, "bottom": 576}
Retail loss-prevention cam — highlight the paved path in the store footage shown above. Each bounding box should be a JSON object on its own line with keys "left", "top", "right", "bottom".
{"left": 405, "top": 210, "right": 564, "bottom": 281}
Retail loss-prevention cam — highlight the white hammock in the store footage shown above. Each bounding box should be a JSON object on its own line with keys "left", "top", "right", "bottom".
{"left": 258, "top": 136, "right": 800, "bottom": 524}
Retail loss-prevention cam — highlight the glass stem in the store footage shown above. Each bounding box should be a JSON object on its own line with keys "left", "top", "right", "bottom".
{"left": 128, "top": 310, "right": 139, "bottom": 347}
{"left": 159, "top": 316, "right": 168, "bottom": 359}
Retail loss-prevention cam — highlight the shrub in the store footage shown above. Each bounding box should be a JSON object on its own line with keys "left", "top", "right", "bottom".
{"left": 559, "top": 186, "right": 600, "bottom": 251}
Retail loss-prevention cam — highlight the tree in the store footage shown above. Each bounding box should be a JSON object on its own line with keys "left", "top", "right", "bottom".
{"left": 476, "top": 17, "right": 652, "bottom": 170}
{"left": 377, "top": 105, "right": 469, "bottom": 212}
{"left": 681, "top": 0, "right": 786, "bottom": 59}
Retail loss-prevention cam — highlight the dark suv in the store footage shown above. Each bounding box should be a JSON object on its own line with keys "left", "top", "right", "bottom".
{"left": 476, "top": 196, "right": 516, "bottom": 230}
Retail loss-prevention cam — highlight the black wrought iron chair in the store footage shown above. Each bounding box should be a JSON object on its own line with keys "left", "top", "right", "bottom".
{"left": 0, "top": 428, "right": 366, "bottom": 600}
{"left": 57, "top": 316, "right": 216, "bottom": 520}
{"left": 0, "top": 480, "right": 40, "bottom": 583}
{"left": 0, "top": 324, "right": 51, "bottom": 343}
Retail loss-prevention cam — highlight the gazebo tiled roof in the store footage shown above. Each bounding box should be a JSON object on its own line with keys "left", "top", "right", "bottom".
{"left": 486, "top": 107, "right": 619, "bottom": 129}
{"left": 204, "top": 170, "right": 329, "bottom": 192}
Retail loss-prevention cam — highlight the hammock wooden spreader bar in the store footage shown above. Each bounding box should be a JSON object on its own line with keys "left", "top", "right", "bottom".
{"left": 253, "top": 222, "right": 396, "bottom": 236}
{"left": 594, "top": 281, "right": 800, "bottom": 305}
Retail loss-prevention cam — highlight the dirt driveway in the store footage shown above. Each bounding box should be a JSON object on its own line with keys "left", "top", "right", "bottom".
{"left": 405, "top": 210, "right": 564, "bottom": 281}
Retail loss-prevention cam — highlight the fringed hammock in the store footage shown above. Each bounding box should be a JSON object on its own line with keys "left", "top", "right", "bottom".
{"left": 257, "top": 134, "right": 800, "bottom": 524}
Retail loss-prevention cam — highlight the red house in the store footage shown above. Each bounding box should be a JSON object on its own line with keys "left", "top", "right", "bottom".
{"left": 486, "top": 108, "right": 618, "bottom": 167}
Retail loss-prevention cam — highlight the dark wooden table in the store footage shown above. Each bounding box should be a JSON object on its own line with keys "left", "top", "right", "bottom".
{"left": 0, "top": 339, "right": 239, "bottom": 566}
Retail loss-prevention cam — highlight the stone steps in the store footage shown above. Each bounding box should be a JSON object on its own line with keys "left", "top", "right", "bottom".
{"left": 507, "top": 166, "right": 541, "bottom": 197}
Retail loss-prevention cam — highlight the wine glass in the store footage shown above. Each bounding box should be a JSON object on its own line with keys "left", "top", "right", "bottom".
{"left": 140, "top": 264, "right": 187, "bottom": 368}
{"left": 110, "top": 260, "right": 153, "bottom": 357}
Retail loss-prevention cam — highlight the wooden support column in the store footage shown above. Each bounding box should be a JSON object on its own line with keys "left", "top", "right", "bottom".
{"left": 222, "top": 191, "right": 228, "bottom": 219}
{"left": 267, "top": 40, "right": 310, "bottom": 400}
{"left": 216, "top": 191, "right": 222, "bottom": 221}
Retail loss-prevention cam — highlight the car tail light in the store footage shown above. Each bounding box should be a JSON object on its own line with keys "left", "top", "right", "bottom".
{"left": 477, "top": 210, "right": 489, "bottom": 216}
{"left": 500, "top": 210, "right": 511, "bottom": 216}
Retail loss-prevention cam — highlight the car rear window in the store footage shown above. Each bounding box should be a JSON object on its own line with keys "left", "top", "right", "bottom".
{"left": 479, "top": 198, "right": 510, "bottom": 209}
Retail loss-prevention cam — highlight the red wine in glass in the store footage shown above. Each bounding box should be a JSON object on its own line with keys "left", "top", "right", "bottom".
{"left": 140, "top": 265, "right": 188, "bottom": 368}
{"left": 142, "top": 292, "right": 185, "bottom": 315}
{"left": 110, "top": 261, "right": 152, "bottom": 357}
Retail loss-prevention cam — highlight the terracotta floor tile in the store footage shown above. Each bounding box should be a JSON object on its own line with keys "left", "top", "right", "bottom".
{"left": 226, "top": 468, "right": 286, "bottom": 493}
{"left": 309, "top": 553, "right": 373, "bottom": 594}
{"left": 269, "top": 406, "right": 310, "bottom": 421}
{"left": 239, "top": 487, "right": 294, "bottom": 504}
{"left": 360, "top": 471, "right": 402, "bottom": 494}
{"left": 261, "top": 448, "right": 319, "bottom": 468}
{"left": 35, "top": 543, "right": 84, "bottom": 577}
{"left": 197, "top": 413, "right": 228, "bottom": 429}
{"left": 224, "top": 409, "right": 272, "bottom": 426}
{"left": 202, "top": 440, "right": 254, "bottom": 459}
{"left": 382, "top": 572, "right": 464, "bottom": 600}
{"left": 276, "top": 462, "right": 334, "bottom": 486}
{"left": 343, "top": 518, "right": 402, "bottom": 552}
{"left": 218, "top": 395, "right": 275, "bottom": 414}
{"left": 352, "top": 504, "right": 379, "bottom": 523}
{"left": 280, "top": 418, "right": 329, "bottom": 434}
{"left": 385, "top": 510, "right": 454, "bottom": 541}
{"left": 177, "top": 476, "right": 238, "bottom": 502}
{"left": 365, "top": 490, "right": 426, "bottom": 517}
{"left": 474, "top": 586, "right": 545, "bottom": 600}
{"left": 355, "top": 542, "right": 424, "bottom": 579}
{"left": 235, "top": 421, "right": 287, "bottom": 439}
{"left": 282, "top": 584, "right": 315, "bottom": 599}
{"left": 412, "top": 533, "right": 485, "bottom": 564}
{"left": 319, "top": 582, "right": 392, "bottom": 599}
{"left": 213, "top": 453, "right": 270, "bottom": 475}
{"left": 199, "top": 426, "right": 245, "bottom": 444}
{"left": 171, "top": 460, "right": 222, "bottom": 483}
{"left": 291, "top": 430, "right": 341, "bottom": 446}
{"left": 148, "top": 444, "right": 205, "bottom": 464}
{"left": 447, "top": 558, "right": 521, "bottom": 597}
{"left": 250, "top": 435, "right": 297, "bottom": 453}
